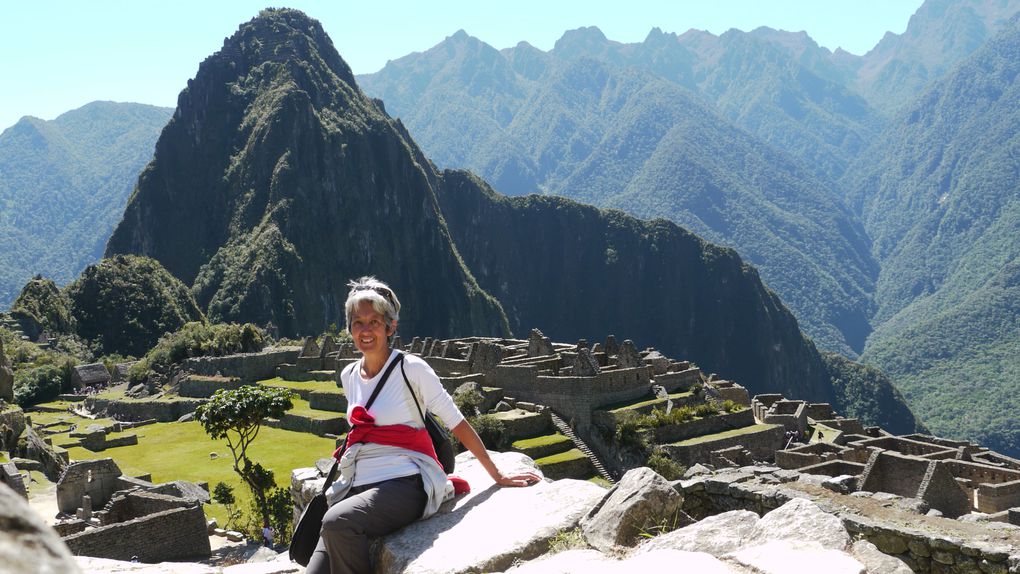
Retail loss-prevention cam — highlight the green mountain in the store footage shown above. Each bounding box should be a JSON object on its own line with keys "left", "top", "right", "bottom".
{"left": 104, "top": 9, "right": 508, "bottom": 339}
{"left": 854, "top": 0, "right": 1020, "bottom": 115}
{"left": 66, "top": 255, "right": 206, "bottom": 357}
{"left": 0, "top": 102, "right": 172, "bottom": 310}
{"left": 358, "top": 29, "right": 877, "bottom": 357}
{"left": 437, "top": 170, "right": 919, "bottom": 433}
{"left": 847, "top": 16, "right": 1020, "bottom": 454}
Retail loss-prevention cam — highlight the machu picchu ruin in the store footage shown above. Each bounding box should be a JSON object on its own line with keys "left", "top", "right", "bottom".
{"left": 4, "top": 324, "right": 1020, "bottom": 572}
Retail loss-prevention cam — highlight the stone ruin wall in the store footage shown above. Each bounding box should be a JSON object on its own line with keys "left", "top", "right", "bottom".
{"left": 181, "top": 347, "right": 300, "bottom": 382}
{"left": 84, "top": 397, "right": 206, "bottom": 423}
{"left": 97, "top": 490, "right": 192, "bottom": 525}
{"left": 61, "top": 504, "right": 210, "bottom": 562}
{"left": 178, "top": 376, "right": 243, "bottom": 399}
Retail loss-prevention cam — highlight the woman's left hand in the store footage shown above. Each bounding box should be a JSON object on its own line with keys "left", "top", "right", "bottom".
{"left": 495, "top": 472, "right": 543, "bottom": 487}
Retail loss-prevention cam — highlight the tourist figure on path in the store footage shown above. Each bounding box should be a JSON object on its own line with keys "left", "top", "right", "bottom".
{"left": 262, "top": 521, "right": 274, "bottom": 548}
{"left": 305, "top": 276, "right": 540, "bottom": 574}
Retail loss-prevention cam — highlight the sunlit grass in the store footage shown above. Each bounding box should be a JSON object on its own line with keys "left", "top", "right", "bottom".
{"left": 64, "top": 420, "right": 335, "bottom": 527}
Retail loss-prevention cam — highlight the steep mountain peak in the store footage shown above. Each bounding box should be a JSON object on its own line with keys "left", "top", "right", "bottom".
{"left": 228, "top": 8, "right": 355, "bottom": 87}
{"left": 552, "top": 26, "right": 613, "bottom": 57}
{"left": 106, "top": 9, "right": 509, "bottom": 337}
{"left": 643, "top": 27, "right": 678, "bottom": 45}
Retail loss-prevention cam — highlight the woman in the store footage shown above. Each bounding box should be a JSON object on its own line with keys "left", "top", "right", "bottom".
{"left": 306, "top": 276, "right": 540, "bottom": 574}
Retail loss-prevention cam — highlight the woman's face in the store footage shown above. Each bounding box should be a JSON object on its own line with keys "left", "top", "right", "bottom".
{"left": 350, "top": 299, "right": 393, "bottom": 356}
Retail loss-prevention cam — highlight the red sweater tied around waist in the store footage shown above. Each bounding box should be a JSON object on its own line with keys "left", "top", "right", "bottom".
{"left": 333, "top": 405, "right": 469, "bottom": 494}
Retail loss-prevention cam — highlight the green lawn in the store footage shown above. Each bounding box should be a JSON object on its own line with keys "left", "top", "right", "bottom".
{"left": 512, "top": 433, "right": 570, "bottom": 450}
{"left": 535, "top": 448, "right": 587, "bottom": 465}
{"left": 286, "top": 396, "right": 344, "bottom": 420}
{"left": 64, "top": 419, "right": 335, "bottom": 527}
{"left": 258, "top": 377, "right": 343, "bottom": 394}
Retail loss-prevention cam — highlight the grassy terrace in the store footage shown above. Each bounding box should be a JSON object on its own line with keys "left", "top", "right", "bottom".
{"left": 535, "top": 448, "right": 587, "bottom": 466}
{"left": 601, "top": 391, "right": 695, "bottom": 413}
{"left": 512, "top": 434, "right": 571, "bottom": 450}
{"left": 258, "top": 377, "right": 342, "bottom": 394}
{"left": 669, "top": 423, "right": 778, "bottom": 446}
{"left": 286, "top": 396, "right": 343, "bottom": 420}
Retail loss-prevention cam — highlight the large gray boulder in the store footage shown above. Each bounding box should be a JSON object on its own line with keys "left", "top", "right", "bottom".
{"left": 0, "top": 481, "right": 81, "bottom": 573}
{"left": 580, "top": 466, "right": 691, "bottom": 552}
{"left": 636, "top": 497, "right": 848, "bottom": 558}
{"left": 635, "top": 509, "right": 760, "bottom": 556}
{"left": 376, "top": 451, "right": 605, "bottom": 574}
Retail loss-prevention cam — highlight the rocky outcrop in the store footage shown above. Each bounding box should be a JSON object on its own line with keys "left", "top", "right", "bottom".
{"left": 0, "top": 482, "right": 81, "bottom": 574}
{"left": 580, "top": 466, "right": 690, "bottom": 551}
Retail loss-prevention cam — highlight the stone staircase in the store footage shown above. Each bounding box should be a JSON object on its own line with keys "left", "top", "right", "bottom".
{"left": 548, "top": 411, "right": 615, "bottom": 483}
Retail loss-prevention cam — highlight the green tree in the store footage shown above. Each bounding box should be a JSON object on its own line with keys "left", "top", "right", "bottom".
{"left": 196, "top": 385, "right": 293, "bottom": 530}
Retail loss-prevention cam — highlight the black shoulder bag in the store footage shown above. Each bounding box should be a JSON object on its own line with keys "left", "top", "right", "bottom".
{"left": 398, "top": 353, "right": 456, "bottom": 474}
{"left": 289, "top": 354, "right": 403, "bottom": 566}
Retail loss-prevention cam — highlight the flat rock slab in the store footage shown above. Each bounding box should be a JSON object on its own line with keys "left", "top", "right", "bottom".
{"left": 376, "top": 451, "right": 606, "bottom": 574}
{"left": 503, "top": 548, "right": 750, "bottom": 573}
{"left": 727, "top": 540, "right": 865, "bottom": 574}
{"left": 76, "top": 555, "right": 301, "bottom": 574}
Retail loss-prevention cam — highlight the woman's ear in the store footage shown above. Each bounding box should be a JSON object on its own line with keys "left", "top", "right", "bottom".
{"left": 387, "top": 321, "right": 397, "bottom": 336}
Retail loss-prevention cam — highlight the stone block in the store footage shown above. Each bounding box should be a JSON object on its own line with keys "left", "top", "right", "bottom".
{"left": 375, "top": 451, "right": 604, "bottom": 574}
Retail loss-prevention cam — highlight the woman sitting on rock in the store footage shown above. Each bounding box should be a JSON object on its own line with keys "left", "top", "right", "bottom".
{"left": 306, "top": 276, "right": 540, "bottom": 574}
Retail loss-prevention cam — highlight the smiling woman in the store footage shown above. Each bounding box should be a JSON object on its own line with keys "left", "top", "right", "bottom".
{"left": 303, "top": 276, "right": 540, "bottom": 574}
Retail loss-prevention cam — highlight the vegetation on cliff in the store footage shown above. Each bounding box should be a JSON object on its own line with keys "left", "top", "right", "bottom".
{"left": 65, "top": 255, "right": 205, "bottom": 357}
{"left": 436, "top": 170, "right": 919, "bottom": 431}
{"left": 845, "top": 17, "right": 1020, "bottom": 455}
{"left": 10, "top": 278, "right": 75, "bottom": 336}
{"left": 105, "top": 8, "right": 508, "bottom": 339}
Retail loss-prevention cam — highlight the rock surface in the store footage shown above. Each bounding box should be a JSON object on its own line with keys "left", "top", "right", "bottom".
{"left": 0, "top": 481, "right": 81, "bottom": 574}
{"left": 580, "top": 467, "right": 689, "bottom": 551}
{"left": 0, "top": 339, "right": 13, "bottom": 403}
{"left": 376, "top": 451, "right": 605, "bottom": 574}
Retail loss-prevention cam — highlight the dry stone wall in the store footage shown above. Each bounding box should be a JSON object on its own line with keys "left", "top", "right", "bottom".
{"left": 62, "top": 504, "right": 210, "bottom": 562}
{"left": 181, "top": 347, "right": 299, "bottom": 382}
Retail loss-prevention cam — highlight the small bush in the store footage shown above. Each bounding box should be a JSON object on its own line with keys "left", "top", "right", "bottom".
{"left": 646, "top": 450, "right": 685, "bottom": 480}
{"left": 548, "top": 528, "right": 588, "bottom": 554}
{"left": 14, "top": 362, "right": 72, "bottom": 407}
{"left": 453, "top": 388, "right": 484, "bottom": 416}
{"left": 468, "top": 414, "right": 503, "bottom": 450}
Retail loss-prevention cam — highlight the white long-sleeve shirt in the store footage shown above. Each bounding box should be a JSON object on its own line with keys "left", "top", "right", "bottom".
{"left": 340, "top": 349, "right": 464, "bottom": 487}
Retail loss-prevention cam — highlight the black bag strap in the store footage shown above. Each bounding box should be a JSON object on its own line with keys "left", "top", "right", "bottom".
{"left": 363, "top": 352, "right": 403, "bottom": 411}
{"left": 397, "top": 352, "right": 428, "bottom": 426}
{"left": 320, "top": 460, "right": 339, "bottom": 494}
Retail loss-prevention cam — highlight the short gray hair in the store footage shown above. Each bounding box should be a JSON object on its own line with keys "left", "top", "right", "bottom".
{"left": 344, "top": 276, "right": 401, "bottom": 338}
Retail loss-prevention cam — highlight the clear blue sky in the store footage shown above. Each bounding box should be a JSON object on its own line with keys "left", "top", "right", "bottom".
{"left": 1, "top": 1, "right": 922, "bottom": 131}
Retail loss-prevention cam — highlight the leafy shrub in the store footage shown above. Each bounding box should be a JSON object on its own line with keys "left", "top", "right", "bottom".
{"left": 646, "top": 450, "right": 685, "bottom": 480}
{"left": 14, "top": 362, "right": 72, "bottom": 407}
{"left": 469, "top": 414, "right": 503, "bottom": 449}
{"left": 453, "top": 388, "right": 485, "bottom": 416}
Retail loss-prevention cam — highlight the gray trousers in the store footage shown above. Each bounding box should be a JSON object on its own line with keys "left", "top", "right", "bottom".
{"left": 305, "top": 474, "right": 427, "bottom": 574}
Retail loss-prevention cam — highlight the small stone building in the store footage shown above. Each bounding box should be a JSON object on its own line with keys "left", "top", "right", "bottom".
{"left": 71, "top": 363, "right": 111, "bottom": 390}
